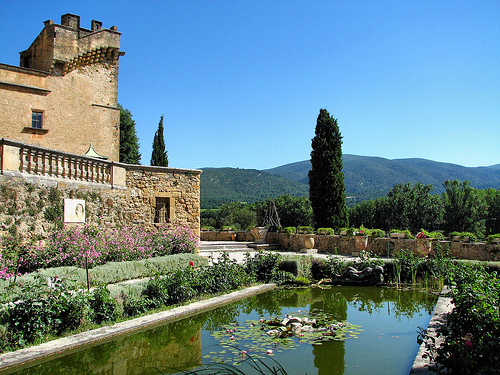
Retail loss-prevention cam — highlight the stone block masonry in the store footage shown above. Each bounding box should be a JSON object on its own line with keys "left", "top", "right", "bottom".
{"left": 200, "top": 231, "right": 500, "bottom": 262}
{"left": 0, "top": 160, "right": 201, "bottom": 243}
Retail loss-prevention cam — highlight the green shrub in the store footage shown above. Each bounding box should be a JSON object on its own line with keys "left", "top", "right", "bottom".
{"left": 297, "top": 226, "right": 314, "bottom": 234}
{"left": 310, "top": 258, "right": 330, "bottom": 280}
{"left": 369, "top": 229, "right": 386, "bottom": 237}
{"left": 89, "top": 286, "right": 119, "bottom": 324}
{"left": 390, "top": 229, "right": 414, "bottom": 239}
{"left": 195, "top": 253, "right": 253, "bottom": 294}
{"left": 122, "top": 295, "right": 150, "bottom": 317}
{"left": 279, "top": 227, "right": 297, "bottom": 234}
{"left": 434, "top": 269, "right": 500, "bottom": 373}
{"left": 294, "top": 276, "right": 311, "bottom": 286}
{"left": 279, "top": 255, "right": 312, "bottom": 280}
{"left": 486, "top": 233, "right": 500, "bottom": 243}
{"left": 144, "top": 255, "right": 254, "bottom": 307}
{"left": 316, "top": 227, "right": 334, "bottom": 235}
{"left": 244, "top": 251, "right": 280, "bottom": 283}
{"left": 0, "top": 277, "right": 87, "bottom": 347}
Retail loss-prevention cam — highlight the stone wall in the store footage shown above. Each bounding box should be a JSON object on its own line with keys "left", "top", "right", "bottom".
{"left": 200, "top": 231, "right": 500, "bottom": 261}
{"left": 0, "top": 165, "right": 201, "bottom": 243}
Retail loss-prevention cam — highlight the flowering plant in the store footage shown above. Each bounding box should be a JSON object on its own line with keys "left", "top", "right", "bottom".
{"left": 0, "top": 223, "right": 199, "bottom": 278}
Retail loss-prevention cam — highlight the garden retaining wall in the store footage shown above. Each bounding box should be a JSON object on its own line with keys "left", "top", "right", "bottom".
{"left": 201, "top": 231, "right": 500, "bottom": 261}
{"left": 0, "top": 163, "right": 201, "bottom": 244}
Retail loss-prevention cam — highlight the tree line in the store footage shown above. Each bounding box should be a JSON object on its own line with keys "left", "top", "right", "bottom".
{"left": 349, "top": 180, "right": 500, "bottom": 237}
{"left": 202, "top": 180, "right": 500, "bottom": 238}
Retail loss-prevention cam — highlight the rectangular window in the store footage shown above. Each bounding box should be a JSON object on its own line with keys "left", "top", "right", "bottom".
{"left": 31, "top": 111, "right": 43, "bottom": 129}
{"left": 154, "top": 197, "right": 170, "bottom": 224}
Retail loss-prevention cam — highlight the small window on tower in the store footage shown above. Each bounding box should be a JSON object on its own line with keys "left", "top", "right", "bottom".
{"left": 31, "top": 110, "right": 43, "bottom": 129}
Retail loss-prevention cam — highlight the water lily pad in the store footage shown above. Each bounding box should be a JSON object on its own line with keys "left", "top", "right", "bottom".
{"left": 206, "top": 308, "right": 362, "bottom": 364}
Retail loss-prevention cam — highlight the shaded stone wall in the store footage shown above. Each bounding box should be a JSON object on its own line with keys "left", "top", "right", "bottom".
{"left": 0, "top": 165, "right": 201, "bottom": 243}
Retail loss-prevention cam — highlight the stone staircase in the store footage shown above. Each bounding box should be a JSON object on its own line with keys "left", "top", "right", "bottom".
{"left": 199, "top": 241, "right": 254, "bottom": 253}
{"left": 199, "top": 241, "right": 281, "bottom": 264}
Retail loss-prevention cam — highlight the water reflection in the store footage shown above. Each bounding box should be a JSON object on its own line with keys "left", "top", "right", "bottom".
{"left": 4, "top": 287, "right": 436, "bottom": 375}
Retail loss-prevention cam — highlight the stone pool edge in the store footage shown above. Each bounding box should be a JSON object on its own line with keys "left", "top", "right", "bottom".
{"left": 410, "top": 285, "right": 454, "bottom": 374}
{"left": 0, "top": 283, "right": 277, "bottom": 372}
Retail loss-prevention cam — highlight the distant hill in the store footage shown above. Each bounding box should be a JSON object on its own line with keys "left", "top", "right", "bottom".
{"left": 200, "top": 156, "right": 500, "bottom": 208}
{"left": 200, "top": 168, "right": 308, "bottom": 209}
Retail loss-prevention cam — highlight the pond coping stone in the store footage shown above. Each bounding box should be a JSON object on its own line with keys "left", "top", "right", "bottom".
{"left": 410, "top": 285, "right": 454, "bottom": 374}
{"left": 0, "top": 283, "right": 277, "bottom": 372}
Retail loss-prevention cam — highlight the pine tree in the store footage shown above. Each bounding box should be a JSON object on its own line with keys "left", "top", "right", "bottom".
{"left": 119, "top": 105, "right": 141, "bottom": 164}
{"left": 308, "top": 109, "right": 348, "bottom": 230}
{"left": 150, "top": 115, "right": 168, "bottom": 167}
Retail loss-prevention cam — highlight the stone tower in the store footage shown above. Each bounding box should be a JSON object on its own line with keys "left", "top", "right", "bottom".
{"left": 0, "top": 13, "right": 124, "bottom": 161}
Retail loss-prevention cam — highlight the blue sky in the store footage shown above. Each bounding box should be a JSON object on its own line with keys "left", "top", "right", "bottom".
{"left": 1, "top": 1, "right": 499, "bottom": 170}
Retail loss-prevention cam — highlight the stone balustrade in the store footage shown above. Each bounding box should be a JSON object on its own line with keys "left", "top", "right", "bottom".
{"left": 1, "top": 138, "right": 125, "bottom": 188}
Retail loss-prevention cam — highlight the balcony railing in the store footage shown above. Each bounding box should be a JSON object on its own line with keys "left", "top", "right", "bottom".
{"left": 1, "top": 139, "right": 125, "bottom": 188}
{"left": 19, "top": 147, "right": 111, "bottom": 183}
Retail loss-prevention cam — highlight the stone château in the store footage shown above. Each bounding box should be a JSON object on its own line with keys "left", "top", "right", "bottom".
{"left": 0, "top": 14, "right": 201, "bottom": 242}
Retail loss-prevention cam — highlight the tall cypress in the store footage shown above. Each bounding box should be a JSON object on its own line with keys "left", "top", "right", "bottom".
{"left": 150, "top": 115, "right": 168, "bottom": 167}
{"left": 119, "top": 104, "right": 141, "bottom": 164}
{"left": 308, "top": 108, "right": 348, "bottom": 230}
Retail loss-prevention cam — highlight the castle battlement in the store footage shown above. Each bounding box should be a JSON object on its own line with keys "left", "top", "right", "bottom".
{"left": 20, "top": 13, "right": 124, "bottom": 76}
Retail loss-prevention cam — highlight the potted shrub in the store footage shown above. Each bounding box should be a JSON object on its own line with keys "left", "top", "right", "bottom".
{"left": 390, "top": 229, "right": 406, "bottom": 239}
{"left": 354, "top": 227, "right": 369, "bottom": 255}
{"left": 317, "top": 227, "right": 334, "bottom": 235}
{"left": 355, "top": 226, "right": 370, "bottom": 237}
{"left": 416, "top": 229, "right": 433, "bottom": 256}
{"left": 487, "top": 234, "right": 500, "bottom": 244}
{"left": 460, "top": 232, "right": 477, "bottom": 242}
{"left": 450, "top": 231, "right": 461, "bottom": 241}
{"left": 369, "top": 229, "right": 386, "bottom": 238}
{"left": 279, "top": 226, "right": 297, "bottom": 234}
{"left": 297, "top": 226, "right": 314, "bottom": 234}
{"left": 429, "top": 231, "right": 444, "bottom": 240}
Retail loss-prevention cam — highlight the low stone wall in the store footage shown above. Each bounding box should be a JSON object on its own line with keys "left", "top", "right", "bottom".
{"left": 0, "top": 163, "right": 201, "bottom": 243}
{"left": 201, "top": 231, "right": 500, "bottom": 261}
{"left": 201, "top": 231, "right": 253, "bottom": 242}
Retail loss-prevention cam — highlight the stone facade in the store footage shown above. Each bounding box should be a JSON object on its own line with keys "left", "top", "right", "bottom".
{"left": 0, "top": 14, "right": 202, "bottom": 244}
{"left": 0, "top": 157, "right": 201, "bottom": 241}
{"left": 0, "top": 14, "right": 122, "bottom": 161}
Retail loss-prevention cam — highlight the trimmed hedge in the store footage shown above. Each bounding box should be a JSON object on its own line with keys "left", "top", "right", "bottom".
{"left": 0, "top": 254, "right": 208, "bottom": 301}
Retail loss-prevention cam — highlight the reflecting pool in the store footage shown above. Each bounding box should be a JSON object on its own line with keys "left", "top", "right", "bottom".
{"left": 5, "top": 286, "right": 437, "bottom": 375}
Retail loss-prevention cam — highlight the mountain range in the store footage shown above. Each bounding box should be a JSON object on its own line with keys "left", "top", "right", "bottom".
{"left": 200, "top": 155, "right": 500, "bottom": 209}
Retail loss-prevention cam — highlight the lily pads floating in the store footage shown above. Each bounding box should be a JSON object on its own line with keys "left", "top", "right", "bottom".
{"left": 207, "top": 309, "right": 362, "bottom": 363}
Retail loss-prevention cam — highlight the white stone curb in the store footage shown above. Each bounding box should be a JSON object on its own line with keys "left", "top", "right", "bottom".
{"left": 0, "top": 284, "right": 276, "bottom": 372}
{"left": 410, "top": 285, "right": 454, "bottom": 374}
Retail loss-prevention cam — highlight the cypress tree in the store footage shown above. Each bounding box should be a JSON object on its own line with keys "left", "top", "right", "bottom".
{"left": 119, "top": 105, "right": 141, "bottom": 164}
{"left": 150, "top": 115, "right": 168, "bottom": 167}
{"left": 308, "top": 108, "right": 348, "bottom": 230}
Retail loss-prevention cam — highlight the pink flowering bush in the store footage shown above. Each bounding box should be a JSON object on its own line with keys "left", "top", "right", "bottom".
{"left": 1, "top": 224, "right": 199, "bottom": 277}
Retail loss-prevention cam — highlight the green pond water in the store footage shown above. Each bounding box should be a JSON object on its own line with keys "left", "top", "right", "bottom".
{"left": 5, "top": 286, "right": 437, "bottom": 375}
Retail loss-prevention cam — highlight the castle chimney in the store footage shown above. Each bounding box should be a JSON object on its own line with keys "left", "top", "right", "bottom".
{"left": 61, "top": 13, "right": 80, "bottom": 29}
{"left": 91, "top": 20, "right": 102, "bottom": 31}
